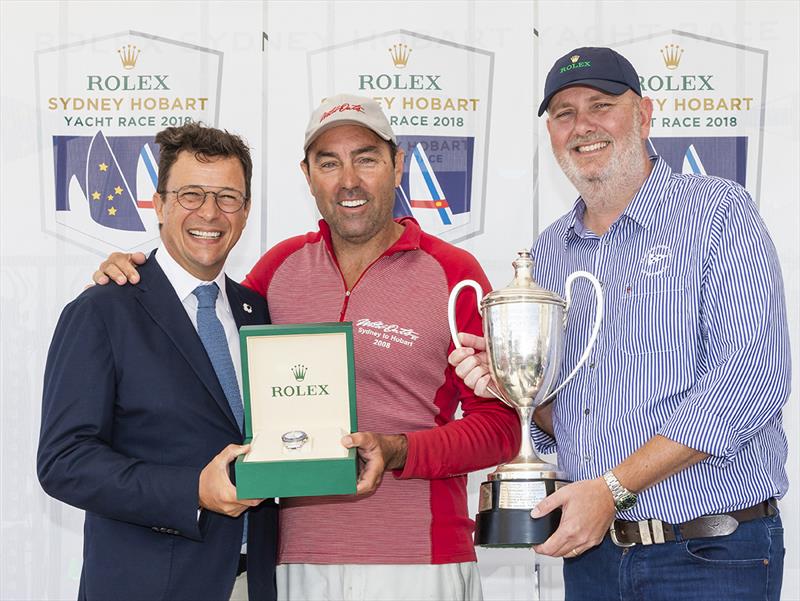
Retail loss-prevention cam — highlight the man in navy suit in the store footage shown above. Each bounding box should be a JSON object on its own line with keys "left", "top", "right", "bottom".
{"left": 38, "top": 123, "right": 277, "bottom": 601}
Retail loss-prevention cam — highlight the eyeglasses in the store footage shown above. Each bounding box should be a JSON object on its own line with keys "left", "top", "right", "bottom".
{"left": 162, "top": 185, "right": 247, "bottom": 213}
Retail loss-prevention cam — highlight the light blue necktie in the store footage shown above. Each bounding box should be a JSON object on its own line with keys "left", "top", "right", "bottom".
{"left": 193, "top": 283, "right": 248, "bottom": 547}
{"left": 193, "top": 283, "right": 244, "bottom": 432}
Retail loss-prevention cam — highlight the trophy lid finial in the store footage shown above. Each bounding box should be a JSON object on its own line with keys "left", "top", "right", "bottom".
{"left": 511, "top": 250, "right": 535, "bottom": 288}
{"left": 481, "top": 249, "right": 565, "bottom": 309}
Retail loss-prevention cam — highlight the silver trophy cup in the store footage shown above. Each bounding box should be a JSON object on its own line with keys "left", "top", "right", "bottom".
{"left": 448, "top": 250, "right": 603, "bottom": 547}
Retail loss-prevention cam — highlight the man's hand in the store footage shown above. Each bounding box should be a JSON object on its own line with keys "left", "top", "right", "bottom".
{"left": 341, "top": 432, "right": 408, "bottom": 495}
{"left": 448, "top": 332, "right": 495, "bottom": 398}
{"left": 531, "top": 477, "right": 615, "bottom": 558}
{"left": 198, "top": 444, "right": 263, "bottom": 517}
{"left": 92, "top": 251, "right": 146, "bottom": 286}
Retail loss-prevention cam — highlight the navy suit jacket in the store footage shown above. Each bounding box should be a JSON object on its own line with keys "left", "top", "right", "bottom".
{"left": 38, "top": 255, "right": 277, "bottom": 601}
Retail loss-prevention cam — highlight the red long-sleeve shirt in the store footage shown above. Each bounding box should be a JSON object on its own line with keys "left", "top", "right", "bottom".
{"left": 243, "top": 217, "right": 519, "bottom": 564}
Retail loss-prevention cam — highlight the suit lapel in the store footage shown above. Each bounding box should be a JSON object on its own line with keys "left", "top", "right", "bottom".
{"left": 134, "top": 258, "right": 240, "bottom": 433}
{"left": 225, "top": 277, "right": 260, "bottom": 329}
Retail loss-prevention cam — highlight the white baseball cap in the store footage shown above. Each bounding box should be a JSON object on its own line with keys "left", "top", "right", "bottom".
{"left": 303, "top": 93, "right": 397, "bottom": 151}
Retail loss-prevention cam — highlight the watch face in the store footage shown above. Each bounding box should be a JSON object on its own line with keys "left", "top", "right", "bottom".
{"left": 603, "top": 471, "right": 637, "bottom": 512}
{"left": 616, "top": 494, "right": 637, "bottom": 511}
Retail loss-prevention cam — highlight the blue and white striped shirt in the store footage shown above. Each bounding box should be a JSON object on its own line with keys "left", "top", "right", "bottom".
{"left": 531, "top": 157, "right": 791, "bottom": 523}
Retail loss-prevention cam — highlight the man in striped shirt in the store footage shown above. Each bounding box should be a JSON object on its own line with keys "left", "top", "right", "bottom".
{"left": 451, "top": 47, "right": 790, "bottom": 601}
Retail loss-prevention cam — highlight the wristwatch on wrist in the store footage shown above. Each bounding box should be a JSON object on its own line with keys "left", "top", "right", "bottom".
{"left": 602, "top": 470, "right": 637, "bottom": 511}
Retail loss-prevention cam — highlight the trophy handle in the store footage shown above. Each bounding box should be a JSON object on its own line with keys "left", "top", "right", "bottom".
{"left": 448, "top": 279, "right": 484, "bottom": 349}
{"left": 447, "top": 280, "right": 510, "bottom": 406}
{"left": 542, "top": 271, "right": 604, "bottom": 402}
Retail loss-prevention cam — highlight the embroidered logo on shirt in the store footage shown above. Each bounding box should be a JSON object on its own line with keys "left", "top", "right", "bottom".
{"left": 642, "top": 245, "right": 673, "bottom": 276}
{"left": 355, "top": 318, "right": 420, "bottom": 350}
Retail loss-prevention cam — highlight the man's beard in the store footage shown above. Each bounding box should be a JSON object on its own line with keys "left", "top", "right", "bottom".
{"left": 553, "top": 108, "right": 647, "bottom": 202}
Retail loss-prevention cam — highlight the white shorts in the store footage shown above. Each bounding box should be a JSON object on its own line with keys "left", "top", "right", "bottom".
{"left": 277, "top": 562, "right": 483, "bottom": 601}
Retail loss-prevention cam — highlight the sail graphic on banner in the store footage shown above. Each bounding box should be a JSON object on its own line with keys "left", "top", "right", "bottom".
{"left": 682, "top": 144, "right": 707, "bottom": 175}
{"left": 396, "top": 142, "right": 471, "bottom": 236}
{"left": 136, "top": 141, "right": 159, "bottom": 209}
{"left": 85, "top": 131, "right": 145, "bottom": 231}
{"left": 650, "top": 136, "right": 747, "bottom": 187}
{"left": 407, "top": 143, "right": 453, "bottom": 227}
{"left": 53, "top": 132, "right": 159, "bottom": 232}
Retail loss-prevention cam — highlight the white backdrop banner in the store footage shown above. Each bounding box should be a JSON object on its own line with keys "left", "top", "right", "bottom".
{"left": 36, "top": 31, "right": 222, "bottom": 253}
{"left": 308, "top": 30, "right": 494, "bottom": 242}
{"left": 617, "top": 30, "right": 767, "bottom": 204}
{"left": 1, "top": 2, "right": 797, "bottom": 601}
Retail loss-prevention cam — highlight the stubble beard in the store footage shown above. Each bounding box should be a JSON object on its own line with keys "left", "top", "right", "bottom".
{"left": 325, "top": 187, "right": 397, "bottom": 248}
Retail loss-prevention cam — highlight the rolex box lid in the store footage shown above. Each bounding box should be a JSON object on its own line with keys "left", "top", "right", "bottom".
{"left": 235, "top": 322, "right": 358, "bottom": 499}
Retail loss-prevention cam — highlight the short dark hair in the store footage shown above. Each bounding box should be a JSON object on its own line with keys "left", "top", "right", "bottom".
{"left": 303, "top": 138, "right": 400, "bottom": 171}
{"left": 155, "top": 122, "right": 253, "bottom": 200}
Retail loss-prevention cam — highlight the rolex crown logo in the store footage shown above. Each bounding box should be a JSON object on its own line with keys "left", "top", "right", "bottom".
{"left": 117, "top": 44, "right": 140, "bottom": 70}
{"left": 388, "top": 43, "right": 412, "bottom": 69}
{"left": 291, "top": 364, "right": 308, "bottom": 382}
{"left": 570, "top": 55, "right": 580, "bottom": 64}
{"left": 660, "top": 44, "right": 683, "bottom": 70}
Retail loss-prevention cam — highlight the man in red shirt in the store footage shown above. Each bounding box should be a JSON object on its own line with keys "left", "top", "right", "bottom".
{"left": 93, "top": 94, "right": 519, "bottom": 600}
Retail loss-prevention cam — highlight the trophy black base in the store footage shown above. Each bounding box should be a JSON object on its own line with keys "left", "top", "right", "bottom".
{"left": 475, "top": 508, "right": 562, "bottom": 547}
{"left": 474, "top": 477, "right": 566, "bottom": 547}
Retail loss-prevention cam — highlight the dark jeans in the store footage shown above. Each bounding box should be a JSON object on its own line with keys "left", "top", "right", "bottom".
{"left": 563, "top": 511, "right": 784, "bottom": 601}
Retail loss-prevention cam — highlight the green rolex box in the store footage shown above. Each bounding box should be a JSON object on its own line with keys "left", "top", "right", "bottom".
{"left": 235, "top": 322, "right": 358, "bottom": 499}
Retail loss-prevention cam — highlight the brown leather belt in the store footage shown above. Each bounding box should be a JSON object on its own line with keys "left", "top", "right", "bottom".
{"left": 609, "top": 499, "right": 776, "bottom": 547}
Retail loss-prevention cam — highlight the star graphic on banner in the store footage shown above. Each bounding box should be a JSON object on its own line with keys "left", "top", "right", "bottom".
{"left": 114, "top": 185, "right": 123, "bottom": 195}
{"left": 108, "top": 207, "right": 117, "bottom": 216}
{"left": 92, "top": 191, "right": 101, "bottom": 200}
{"left": 99, "top": 163, "right": 108, "bottom": 172}
{"left": 107, "top": 194, "right": 114, "bottom": 201}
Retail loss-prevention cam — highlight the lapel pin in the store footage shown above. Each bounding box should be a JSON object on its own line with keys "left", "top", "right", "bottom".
{"left": 242, "top": 303, "right": 253, "bottom": 314}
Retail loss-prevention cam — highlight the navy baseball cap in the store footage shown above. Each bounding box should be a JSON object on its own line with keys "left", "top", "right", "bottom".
{"left": 538, "top": 47, "right": 642, "bottom": 116}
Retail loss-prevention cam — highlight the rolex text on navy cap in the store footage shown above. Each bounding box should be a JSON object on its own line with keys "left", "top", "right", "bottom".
{"left": 538, "top": 47, "right": 642, "bottom": 116}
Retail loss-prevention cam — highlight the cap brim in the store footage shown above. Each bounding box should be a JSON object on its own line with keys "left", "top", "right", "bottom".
{"left": 304, "top": 118, "right": 394, "bottom": 151}
{"left": 537, "top": 79, "right": 633, "bottom": 116}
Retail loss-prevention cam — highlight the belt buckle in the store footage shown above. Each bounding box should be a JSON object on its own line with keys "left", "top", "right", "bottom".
{"left": 609, "top": 522, "right": 636, "bottom": 548}
{"left": 650, "top": 519, "right": 666, "bottom": 544}
{"left": 609, "top": 519, "right": 666, "bottom": 547}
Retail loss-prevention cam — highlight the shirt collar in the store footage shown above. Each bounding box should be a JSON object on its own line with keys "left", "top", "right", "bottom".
{"left": 154, "top": 246, "right": 230, "bottom": 311}
{"left": 318, "top": 216, "right": 422, "bottom": 257}
{"left": 562, "top": 155, "right": 672, "bottom": 245}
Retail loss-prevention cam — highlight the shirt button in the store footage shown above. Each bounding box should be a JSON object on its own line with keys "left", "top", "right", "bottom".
{"left": 589, "top": 362, "right": 595, "bottom": 369}
{"left": 345, "top": 291, "right": 351, "bottom": 296}
{"left": 584, "top": 408, "right": 590, "bottom": 415}
{"left": 583, "top": 455, "right": 591, "bottom": 462}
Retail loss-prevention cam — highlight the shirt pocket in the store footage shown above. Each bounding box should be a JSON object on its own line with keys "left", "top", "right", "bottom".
{"left": 619, "top": 276, "right": 688, "bottom": 355}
